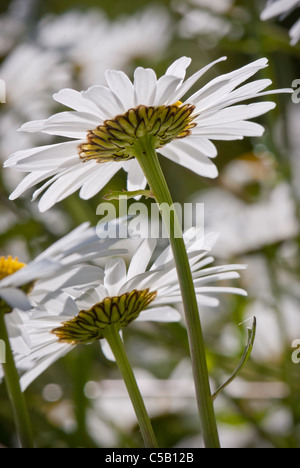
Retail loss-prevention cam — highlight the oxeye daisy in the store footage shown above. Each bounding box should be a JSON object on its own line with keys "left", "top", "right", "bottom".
{"left": 0, "top": 219, "right": 125, "bottom": 448}
{"left": 261, "top": 0, "right": 300, "bottom": 45}
{"left": 7, "top": 230, "right": 247, "bottom": 391}
{"left": 0, "top": 221, "right": 125, "bottom": 314}
{"left": 4, "top": 56, "right": 291, "bottom": 212}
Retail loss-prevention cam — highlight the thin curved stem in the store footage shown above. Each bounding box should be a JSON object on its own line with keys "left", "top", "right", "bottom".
{"left": 103, "top": 324, "right": 158, "bottom": 448}
{"left": 132, "top": 135, "right": 220, "bottom": 448}
{"left": 0, "top": 312, "right": 34, "bottom": 448}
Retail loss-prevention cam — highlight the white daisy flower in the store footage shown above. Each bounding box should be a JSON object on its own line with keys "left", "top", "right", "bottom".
{"left": 261, "top": 0, "right": 300, "bottom": 45}
{"left": 175, "top": 0, "right": 234, "bottom": 43}
{"left": 0, "top": 44, "right": 70, "bottom": 121}
{"left": 193, "top": 184, "right": 298, "bottom": 258}
{"left": 0, "top": 221, "right": 124, "bottom": 313}
{"left": 37, "top": 7, "right": 171, "bottom": 89}
{"left": 186, "top": 0, "right": 234, "bottom": 13}
{"left": 0, "top": 0, "right": 35, "bottom": 55}
{"left": 0, "top": 43, "right": 71, "bottom": 191}
{"left": 4, "top": 56, "right": 291, "bottom": 212}
{"left": 7, "top": 229, "right": 247, "bottom": 390}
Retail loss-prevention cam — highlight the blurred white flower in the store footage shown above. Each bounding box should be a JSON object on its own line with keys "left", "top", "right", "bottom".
{"left": 187, "top": 0, "right": 234, "bottom": 13}
{"left": 246, "top": 296, "right": 300, "bottom": 362}
{"left": 192, "top": 183, "right": 299, "bottom": 257}
{"left": 178, "top": 10, "right": 231, "bottom": 41}
{"left": 0, "top": 15, "right": 25, "bottom": 56}
{"left": 0, "top": 222, "right": 123, "bottom": 313}
{"left": 174, "top": 0, "right": 239, "bottom": 46}
{"left": 287, "top": 103, "right": 300, "bottom": 199}
{"left": 5, "top": 56, "right": 291, "bottom": 212}
{"left": 261, "top": 0, "right": 300, "bottom": 45}
{"left": 37, "top": 9, "right": 108, "bottom": 50}
{"left": 6, "top": 230, "right": 247, "bottom": 390}
{"left": 0, "top": 43, "right": 71, "bottom": 190}
{"left": 37, "top": 7, "right": 171, "bottom": 89}
{"left": 0, "top": 44, "right": 71, "bottom": 121}
{"left": 0, "top": 0, "right": 37, "bottom": 55}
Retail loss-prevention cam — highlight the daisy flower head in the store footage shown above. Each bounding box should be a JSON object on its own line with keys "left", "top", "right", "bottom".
{"left": 8, "top": 229, "right": 247, "bottom": 390}
{"left": 0, "top": 43, "right": 71, "bottom": 180}
{"left": 261, "top": 0, "right": 300, "bottom": 45}
{"left": 0, "top": 221, "right": 125, "bottom": 314}
{"left": 4, "top": 56, "right": 291, "bottom": 212}
{"left": 36, "top": 7, "right": 171, "bottom": 89}
{"left": 0, "top": 44, "right": 70, "bottom": 121}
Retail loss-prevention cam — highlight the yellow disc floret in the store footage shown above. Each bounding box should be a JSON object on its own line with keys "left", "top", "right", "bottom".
{"left": 0, "top": 256, "right": 26, "bottom": 281}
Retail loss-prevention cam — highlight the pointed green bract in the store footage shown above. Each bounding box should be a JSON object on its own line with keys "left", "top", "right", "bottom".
{"left": 78, "top": 103, "right": 196, "bottom": 163}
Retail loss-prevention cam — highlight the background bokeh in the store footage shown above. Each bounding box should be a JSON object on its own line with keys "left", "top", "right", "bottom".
{"left": 0, "top": 0, "right": 300, "bottom": 448}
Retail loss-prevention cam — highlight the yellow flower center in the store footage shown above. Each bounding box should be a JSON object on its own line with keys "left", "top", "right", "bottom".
{"left": 78, "top": 102, "right": 197, "bottom": 163}
{"left": 0, "top": 256, "right": 26, "bottom": 281}
{"left": 53, "top": 289, "right": 157, "bottom": 345}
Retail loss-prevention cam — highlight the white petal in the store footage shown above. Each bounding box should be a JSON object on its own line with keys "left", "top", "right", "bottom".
{"left": 75, "top": 288, "right": 102, "bottom": 310}
{"left": 7, "top": 141, "right": 81, "bottom": 171}
{"left": 36, "top": 266, "right": 103, "bottom": 295}
{"left": 54, "top": 88, "right": 104, "bottom": 118}
{"left": 290, "top": 18, "right": 300, "bottom": 45}
{"left": 20, "top": 112, "right": 100, "bottom": 139}
{"left": 104, "top": 258, "right": 127, "bottom": 296}
{"left": 79, "top": 163, "right": 120, "bottom": 200}
{"left": 125, "top": 160, "right": 147, "bottom": 192}
{"left": 136, "top": 306, "right": 181, "bottom": 322}
{"left": 190, "top": 59, "right": 269, "bottom": 109}
{"left": 134, "top": 67, "right": 157, "bottom": 106}
{"left": 180, "top": 137, "right": 218, "bottom": 158}
{"left": 166, "top": 56, "right": 192, "bottom": 80}
{"left": 105, "top": 70, "right": 135, "bottom": 110}
{"left": 83, "top": 85, "right": 124, "bottom": 119}
{"left": 101, "top": 332, "right": 123, "bottom": 362}
{"left": 8, "top": 170, "right": 57, "bottom": 200}
{"left": 127, "top": 239, "right": 157, "bottom": 281}
{"left": 192, "top": 121, "right": 265, "bottom": 139}
{"left": 0, "top": 288, "right": 32, "bottom": 310}
{"left": 195, "top": 102, "right": 276, "bottom": 125}
{"left": 196, "top": 295, "right": 220, "bottom": 307}
{"left": 195, "top": 286, "right": 248, "bottom": 296}
{"left": 20, "top": 344, "right": 71, "bottom": 391}
{"left": 160, "top": 140, "right": 219, "bottom": 179}
{"left": 261, "top": 0, "right": 299, "bottom": 19}
{"left": 170, "top": 57, "right": 227, "bottom": 104}
{"left": 193, "top": 271, "right": 241, "bottom": 286}
{"left": 37, "top": 162, "right": 105, "bottom": 212}
{"left": 153, "top": 75, "right": 182, "bottom": 106}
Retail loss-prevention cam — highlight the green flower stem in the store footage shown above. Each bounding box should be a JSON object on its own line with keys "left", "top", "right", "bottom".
{"left": 103, "top": 324, "right": 158, "bottom": 448}
{"left": 132, "top": 134, "right": 220, "bottom": 448}
{"left": 0, "top": 312, "right": 34, "bottom": 448}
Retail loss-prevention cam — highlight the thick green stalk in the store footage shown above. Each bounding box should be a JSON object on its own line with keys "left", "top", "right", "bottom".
{"left": 132, "top": 134, "right": 220, "bottom": 448}
{"left": 0, "top": 312, "right": 34, "bottom": 448}
{"left": 103, "top": 324, "right": 158, "bottom": 448}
